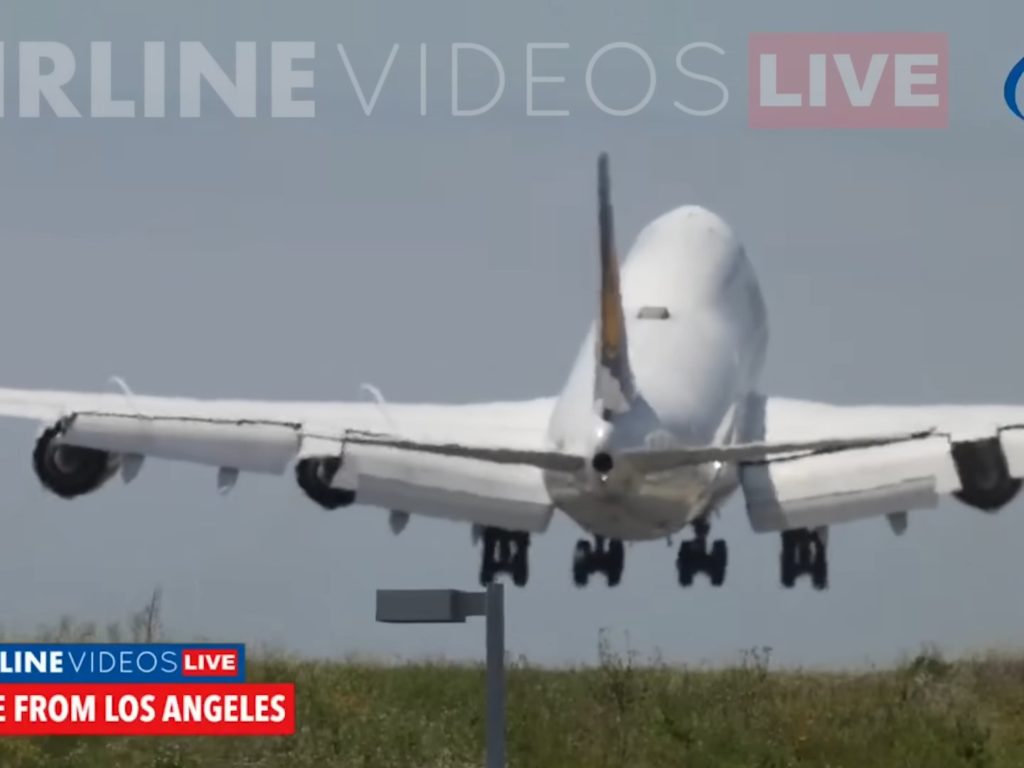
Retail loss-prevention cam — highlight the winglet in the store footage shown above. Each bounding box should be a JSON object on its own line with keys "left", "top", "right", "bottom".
{"left": 594, "top": 153, "right": 635, "bottom": 420}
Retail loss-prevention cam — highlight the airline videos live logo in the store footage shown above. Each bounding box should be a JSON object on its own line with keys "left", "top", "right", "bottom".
{"left": 181, "top": 648, "right": 239, "bottom": 677}
{"left": 0, "top": 643, "right": 294, "bottom": 736}
{"left": 0, "top": 643, "right": 246, "bottom": 683}
{"left": 748, "top": 33, "right": 948, "bottom": 128}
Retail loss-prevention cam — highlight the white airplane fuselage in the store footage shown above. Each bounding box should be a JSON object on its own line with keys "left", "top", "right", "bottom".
{"left": 544, "top": 205, "right": 769, "bottom": 540}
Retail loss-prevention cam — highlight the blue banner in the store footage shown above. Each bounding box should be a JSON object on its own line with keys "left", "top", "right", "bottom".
{"left": 0, "top": 643, "right": 245, "bottom": 683}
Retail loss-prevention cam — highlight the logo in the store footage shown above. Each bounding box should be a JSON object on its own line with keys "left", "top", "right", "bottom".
{"left": 0, "top": 644, "right": 245, "bottom": 683}
{"left": 0, "top": 643, "right": 294, "bottom": 736}
{"left": 748, "top": 33, "right": 948, "bottom": 129}
{"left": 1005, "top": 57, "right": 1024, "bottom": 120}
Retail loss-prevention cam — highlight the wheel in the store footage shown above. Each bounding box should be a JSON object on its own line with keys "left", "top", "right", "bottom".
{"left": 780, "top": 545, "right": 796, "bottom": 588}
{"left": 572, "top": 540, "right": 592, "bottom": 587}
{"left": 677, "top": 559, "right": 694, "bottom": 587}
{"left": 482, "top": 527, "right": 497, "bottom": 551}
{"left": 606, "top": 540, "right": 624, "bottom": 587}
{"left": 676, "top": 540, "right": 699, "bottom": 587}
{"left": 709, "top": 540, "right": 727, "bottom": 587}
{"left": 479, "top": 528, "right": 493, "bottom": 585}
{"left": 797, "top": 539, "right": 812, "bottom": 569}
{"left": 479, "top": 561, "right": 494, "bottom": 586}
{"left": 512, "top": 559, "right": 529, "bottom": 587}
{"left": 811, "top": 546, "right": 828, "bottom": 591}
{"left": 512, "top": 537, "right": 529, "bottom": 587}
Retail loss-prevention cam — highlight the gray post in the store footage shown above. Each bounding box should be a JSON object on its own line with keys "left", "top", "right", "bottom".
{"left": 485, "top": 582, "right": 505, "bottom": 768}
{"left": 375, "top": 584, "right": 507, "bottom": 768}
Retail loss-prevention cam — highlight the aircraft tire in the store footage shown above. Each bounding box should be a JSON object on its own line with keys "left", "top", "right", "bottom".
{"left": 572, "top": 540, "right": 592, "bottom": 587}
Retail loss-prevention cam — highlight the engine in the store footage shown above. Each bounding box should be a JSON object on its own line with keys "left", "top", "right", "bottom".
{"left": 952, "top": 437, "right": 1022, "bottom": 512}
{"left": 33, "top": 424, "right": 120, "bottom": 499}
{"left": 295, "top": 457, "right": 356, "bottom": 510}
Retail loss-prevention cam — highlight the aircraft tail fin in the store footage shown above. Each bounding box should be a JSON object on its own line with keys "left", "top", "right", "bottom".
{"left": 594, "top": 152, "right": 636, "bottom": 420}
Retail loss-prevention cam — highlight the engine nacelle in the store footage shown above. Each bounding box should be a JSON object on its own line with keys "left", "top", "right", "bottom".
{"left": 33, "top": 424, "right": 120, "bottom": 499}
{"left": 295, "top": 457, "right": 356, "bottom": 510}
{"left": 952, "top": 438, "right": 1022, "bottom": 512}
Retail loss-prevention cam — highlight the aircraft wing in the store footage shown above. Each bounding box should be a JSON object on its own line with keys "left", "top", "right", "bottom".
{"left": 0, "top": 387, "right": 559, "bottom": 534}
{"left": 733, "top": 393, "right": 1024, "bottom": 532}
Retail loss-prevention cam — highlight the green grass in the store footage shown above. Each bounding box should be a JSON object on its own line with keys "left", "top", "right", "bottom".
{"left": 2, "top": 644, "right": 1024, "bottom": 768}
{"left": 3, "top": 597, "right": 1021, "bottom": 767}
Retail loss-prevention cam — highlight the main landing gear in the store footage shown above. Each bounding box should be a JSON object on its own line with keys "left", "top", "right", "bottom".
{"left": 572, "top": 536, "right": 625, "bottom": 587}
{"left": 676, "top": 519, "right": 727, "bottom": 587}
{"left": 780, "top": 528, "right": 828, "bottom": 590}
{"left": 479, "top": 527, "right": 530, "bottom": 587}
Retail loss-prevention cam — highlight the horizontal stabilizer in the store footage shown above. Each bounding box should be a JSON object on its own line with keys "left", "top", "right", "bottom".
{"left": 333, "top": 428, "right": 936, "bottom": 474}
{"left": 333, "top": 432, "right": 587, "bottom": 473}
{"left": 621, "top": 430, "right": 937, "bottom": 474}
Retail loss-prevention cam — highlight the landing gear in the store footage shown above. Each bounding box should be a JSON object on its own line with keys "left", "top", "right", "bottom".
{"left": 479, "top": 527, "right": 530, "bottom": 587}
{"left": 780, "top": 528, "right": 828, "bottom": 590}
{"left": 572, "top": 537, "right": 625, "bottom": 587}
{"left": 676, "top": 519, "right": 727, "bottom": 587}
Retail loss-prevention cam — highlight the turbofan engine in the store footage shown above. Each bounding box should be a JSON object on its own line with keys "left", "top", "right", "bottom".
{"left": 295, "top": 457, "right": 356, "bottom": 510}
{"left": 33, "top": 424, "right": 121, "bottom": 499}
{"left": 952, "top": 437, "right": 1022, "bottom": 512}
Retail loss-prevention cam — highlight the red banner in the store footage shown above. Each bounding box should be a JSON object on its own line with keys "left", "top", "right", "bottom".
{"left": 0, "top": 684, "right": 294, "bottom": 735}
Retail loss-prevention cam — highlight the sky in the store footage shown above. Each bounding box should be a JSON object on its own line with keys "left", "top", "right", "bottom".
{"left": 0, "top": 0, "right": 1021, "bottom": 668}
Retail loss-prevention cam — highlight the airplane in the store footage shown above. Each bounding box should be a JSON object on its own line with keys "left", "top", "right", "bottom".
{"left": 6, "top": 153, "right": 1024, "bottom": 590}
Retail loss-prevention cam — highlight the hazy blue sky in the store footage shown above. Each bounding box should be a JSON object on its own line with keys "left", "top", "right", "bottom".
{"left": 0, "top": 1, "right": 1022, "bottom": 667}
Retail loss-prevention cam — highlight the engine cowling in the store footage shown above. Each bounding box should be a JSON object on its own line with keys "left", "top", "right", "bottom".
{"left": 33, "top": 424, "right": 120, "bottom": 499}
{"left": 295, "top": 457, "right": 356, "bottom": 510}
{"left": 952, "top": 438, "right": 1022, "bottom": 512}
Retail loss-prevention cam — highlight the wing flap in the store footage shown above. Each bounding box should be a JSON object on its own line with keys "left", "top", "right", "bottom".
{"left": 735, "top": 394, "right": 1024, "bottom": 532}
{"left": 999, "top": 427, "right": 1024, "bottom": 477}
{"left": 51, "top": 410, "right": 560, "bottom": 532}
{"left": 343, "top": 442, "right": 555, "bottom": 532}
{"left": 741, "top": 436, "right": 958, "bottom": 532}
{"left": 62, "top": 413, "right": 301, "bottom": 474}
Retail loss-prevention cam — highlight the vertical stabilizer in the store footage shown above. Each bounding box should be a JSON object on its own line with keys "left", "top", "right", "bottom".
{"left": 594, "top": 153, "right": 636, "bottom": 420}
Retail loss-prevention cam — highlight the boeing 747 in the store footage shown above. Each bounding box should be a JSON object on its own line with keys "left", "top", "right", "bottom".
{"left": 5, "top": 155, "right": 1021, "bottom": 589}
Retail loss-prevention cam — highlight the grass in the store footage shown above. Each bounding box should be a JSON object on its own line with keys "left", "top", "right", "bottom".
{"left": 1, "top": 643, "right": 1024, "bottom": 767}
{"left": 2, "top": 596, "right": 1023, "bottom": 767}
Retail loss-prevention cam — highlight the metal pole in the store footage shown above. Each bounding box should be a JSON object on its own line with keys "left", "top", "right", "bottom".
{"left": 485, "top": 581, "right": 506, "bottom": 768}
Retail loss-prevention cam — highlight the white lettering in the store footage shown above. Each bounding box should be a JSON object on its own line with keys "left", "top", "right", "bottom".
{"left": 91, "top": 42, "right": 135, "bottom": 117}
{"left": 586, "top": 42, "right": 656, "bottom": 117}
{"left": 419, "top": 43, "right": 427, "bottom": 116}
{"left": 759, "top": 53, "right": 801, "bottom": 107}
{"left": 19, "top": 42, "right": 81, "bottom": 117}
{"left": 451, "top": 43, "right": 505, "bottom": 117}
{"left": 834, "top": 53, "right": 887, "bottom": 107}
{"left": 894, "top": 53, "right": 939, "bottom": 107}
{"left": 337, "top": 43, "right": 398, "bottom": 116}
{"left": 271, "top": 41, "right": 315, "bottom": 118}
{"left": 143, "top": 42, "right": 165, "bottom": 117}
{"left": 808, "top": 53, "right": 826, "bottom": 107}
{"left": 180, "top": 41, "right": 257, "bottom": 118}
{"left": 674, "top": 42, "right": 728, "bottom": 116}
{"left": 526, "top": 42, "right": 569, "bottom": 117}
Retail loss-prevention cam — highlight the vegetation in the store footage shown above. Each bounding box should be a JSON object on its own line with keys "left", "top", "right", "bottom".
{"left": 2, "top": 595, "right": 1023, "bottom": 767}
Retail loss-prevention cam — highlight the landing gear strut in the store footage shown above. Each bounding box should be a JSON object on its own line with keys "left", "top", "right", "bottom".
{"left": 479, "top": 527, "right": 530, "bottom": 587}
{"left": 676, "top": 519, "right": 727, "bottom": 587}
{"left": 572, "top": 536, "right": 625, "bottom": 587}
{"left": 780, "top": 528, "right": 828, "bottom": 590}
